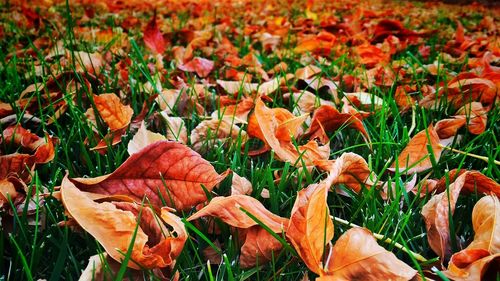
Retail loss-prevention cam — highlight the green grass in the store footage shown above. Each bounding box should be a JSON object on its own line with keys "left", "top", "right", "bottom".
{"left": 1, "top": 0, "right": 499, "bottom": 280}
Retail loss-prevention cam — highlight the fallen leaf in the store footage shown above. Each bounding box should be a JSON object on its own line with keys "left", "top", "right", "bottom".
{"left": 178, "top": 57, "right": 214, "bottom": 78}
{"left": 389, "top": 125, "right": 442, "bottom": 174}
{"left": 305, "top": 105, "right": 370, "bottom": 145}
{"left": 188, "top": 195, "right": 288, "bottom": 268}
{"left": 71, "top": 141, "right": 230, "bottom": 210}
{"left": 287, "top": 181, "right": 333, "bottom": 274}
{"left": 421, "top": 171, "right": 500, "bottom": 260}
{"left": 319, "top": 228, "right": 417, "bottom": 280}
{"left": 315, "top": 152, "right": 377, "bottom": 194}
{"left": 444, "top": 195, "right": 500, "bottom": 281}
{"left": 239, "top": 226, "right": 284, "bottom": 268}
{"left": 159, "top": 111, "right": 188, "bottom": 144}
{"left": 144, "top": 10, "right": 166, "bottom": 54}
{"left": 188, "top": 195, "right": 288, "bottom": 231}
{"left": 190, "top": 118, "right": 247, "bottom": 152}
{"left": 231, "top": 173, "right": 252, "bottom": 195}
{"left": 61, "top": 175, "right": 187, "bottom": 270}
{"left": 93, "top": 93, "right": 134, "bottom": 131}
{"left": 127, "top": 121, "right": 166, "bottom": 155}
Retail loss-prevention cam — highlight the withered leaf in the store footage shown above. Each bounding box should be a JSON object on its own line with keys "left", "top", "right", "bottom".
{"left": 127, "top": 121, "right": 166, "bottom": 155}
{"left": 287, "top": 181, "right": 333, "bottom": 274}
{"left": 61, "top": 176, "right": 187, "bottom": 270}
{"left": 320, "top": 228, "right": 417, "bottom": 281}
{"left": 71, "top": 141, "right": 230, "bottom": 210}
{"left": 444, "top": 195, "right": 500, "bottom": 281}
{"left": 93, "top": 93, "right": 134, "bottom": 131}
{"left": 390, "top": 125, "right": 442, "bottom": 174}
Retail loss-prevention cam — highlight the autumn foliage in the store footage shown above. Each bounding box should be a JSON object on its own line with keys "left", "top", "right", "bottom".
{"left": 1, "top": 0, "right": 499, "bottom": 280}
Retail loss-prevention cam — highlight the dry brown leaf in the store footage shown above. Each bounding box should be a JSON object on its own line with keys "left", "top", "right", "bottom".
{"left": 240, "top": 226, "right": 284, "bottom": 268}
{"left": 61, "top": 176, "right": 187, "bottom": 270}
{"left": 93, "top": 93, "right": 133, "bottom": 131}
{"left": 421, "top": 173, "right": 467, "bottom": 260}
{"left": 127, "top": 121, "right": 166, "bottom": 155}
{"left": 444, "top": 195, "right": 500, "bottom": 281}
{"left": 71, "top": 141, "right": 230, "bottom": 210}
{"left": 435, "top": 117, "right": 467, "bottom": 139}
{"left": 389, "top": 125, "right": 442, "bottom": 174}
{"left": 248, "top": 99, "right": 329, "bottom": 166}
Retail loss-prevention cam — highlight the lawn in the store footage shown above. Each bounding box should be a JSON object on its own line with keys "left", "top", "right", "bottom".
{"left": 0, "top": 0, "right": 499, "bottom": 280}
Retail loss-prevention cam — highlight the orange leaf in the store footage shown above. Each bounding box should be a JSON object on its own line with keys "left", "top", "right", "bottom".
{"left": 389, "top": 125, "right": 442, "bottom": 174}
{"left": 305, "top": 105, "right": 370, "bottom": 145}
{"left": 93, "top": 93, "right": 133, "bottom": 131}
{"left": 188, "top": 195, "right": 288, "bottom": 232}
{"left": 286, "top": 182, "right": 333, "bottom": 274}
{"left": 315, "top": 152, "right": 377, "bottom": 194}
{"left": 188, "top": 195, "right": 288, "bottom": 268}
{"left": 421, "top": 171, "right": 500, "bottom": 260}
{"left": 239, "top": 226, "right": 285, "bottom": 268}
{"left": 320, "top": 228, "right": 417, "bottom": 280}
{"left": 61, "top": 176, "right": 186, "bottom": 270}
{"left": 71, "top": 141, "right": 230, "bottom": 210}
{"left": 444, "top": 195, "right": 500, "bottom": 281}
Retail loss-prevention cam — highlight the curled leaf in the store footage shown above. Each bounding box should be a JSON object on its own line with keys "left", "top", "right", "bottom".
{"left": 61, "top": 176, "right": 187, "bottom": 270}
{"left": 444, "top": 195, "right": 500, "bottom": 281}
{"left": 287, "top": 182, "right": 333, "bottom": 274}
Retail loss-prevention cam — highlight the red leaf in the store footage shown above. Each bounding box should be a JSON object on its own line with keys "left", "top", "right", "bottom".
{"left": 71, "top": 141, "right": 230, "bottom": 210}
{"left": 144, "top": 11, "right": 165, "bottom": 55}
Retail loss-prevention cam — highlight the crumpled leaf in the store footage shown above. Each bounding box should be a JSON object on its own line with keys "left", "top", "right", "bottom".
{"left": 247, "top": 98, "right": 328, "bottom": 166}
{"left": 287, "top": 173, "right": 416, "bottom": 280}
{"left": 188, "top": 195, "right": 288, "bottom": 268}
{"left": 0, "top": 126, "right": 56, "bottom": 212}
{"left": 435, "top": 102, "right": 488, "bottom": 139}
{"left": 444, "top": 195, "right": 500, "bottom": 281}
{"left": 70, "top": 141, "right": 230, "bottom": 210}
{"left": 421, "top": 171, "right": 500, "bottom": 260}
{"left": 389, "top": 125, "right": 442, "bottom": 174}
{"left": 61, "top": 175, "right": 187, "bottom": 270}
{"left": 93, "top": 93, "right": 134, "bottom": 131}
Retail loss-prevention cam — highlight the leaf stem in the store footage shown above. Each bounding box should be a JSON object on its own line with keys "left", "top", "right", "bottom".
{"left": 439, "top": 144, "right": 500, "bottom": 166}
{"left": 331, "top": 216, "right": 428, "bottom": 262}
